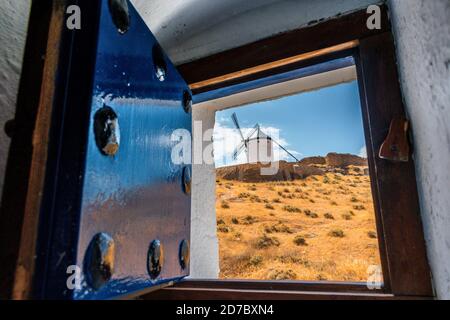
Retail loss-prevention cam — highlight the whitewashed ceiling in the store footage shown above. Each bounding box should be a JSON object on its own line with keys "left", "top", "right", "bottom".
{"left": 131, "top": 0, "right": 379, "bottom": 65}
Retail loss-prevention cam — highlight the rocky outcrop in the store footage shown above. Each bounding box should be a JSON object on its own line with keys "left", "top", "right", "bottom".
{"left": 216, "top": 161, "right": 324, "bottom": 182}
{"left": 298, "top": 156, "right": 326, "bottom": 166}
{"left": 325, "top": 153, "right": 367, "bottom": 168}
{"left": 216, "top": 153, "right": 368, "bottom": 182}
{"left": 298, "top": 153, "right": 367, "bottom": 168}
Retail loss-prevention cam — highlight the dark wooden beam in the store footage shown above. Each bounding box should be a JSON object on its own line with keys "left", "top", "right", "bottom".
{"left": 355, "top": 32, "right": 434, "bottom": 297}
{"left": 0, "top": 0, "right": 57, "bottom": 300}
{"left": 170, "top": 280, "right": 382, "bottom": 293}
{"left": 178, "top": 5, "right": 390, "bottom": 92}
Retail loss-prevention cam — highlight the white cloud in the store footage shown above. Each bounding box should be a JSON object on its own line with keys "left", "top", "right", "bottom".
{"left": 358, "top": 146, "right": 367, "bottom": 158}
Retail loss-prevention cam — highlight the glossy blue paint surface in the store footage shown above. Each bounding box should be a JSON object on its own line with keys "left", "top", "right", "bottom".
{"left": 72, "top": 0, "right": 191, "bottom": 299}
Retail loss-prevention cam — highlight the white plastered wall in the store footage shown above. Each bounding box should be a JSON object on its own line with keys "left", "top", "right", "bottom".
{"left": 0, "top": 0, "right": 31, "bottom": 199}
{"left": 388, "top": 0, "right": 450, "bottom": 299}
{"left": 131, "top": 0, "right": 378, "bottom": 64}
{"left": 189, "top": 106, "right": 220, "bottom": 278}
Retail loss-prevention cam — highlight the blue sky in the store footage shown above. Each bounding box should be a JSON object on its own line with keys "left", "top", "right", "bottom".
{"left": 214, "top": 81, "right": 367, "bottom": 167}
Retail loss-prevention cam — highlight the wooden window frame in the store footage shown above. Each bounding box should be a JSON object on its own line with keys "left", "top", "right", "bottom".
{"left": 145, "top": 4, "right": 434, "bottom": 300}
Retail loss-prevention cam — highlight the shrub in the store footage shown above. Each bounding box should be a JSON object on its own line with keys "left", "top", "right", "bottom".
{"left": 305, "top": 210, "right": 318, "bottom": 218}
{"left": 329, "top": 229, "right": 345, "bottom": 238}
{"left": 293, "top": 236, "right": 307, "bottom": 246}
{"left": 221, "top": 201, "right": 230, "bottom": 209}
{"left": 277, "top": 224, "right": 293, "bottom": 233}
{"left": 249, "top": 255, "right": 263, "bottom": 266}
{"left": 238, "top": 192, "right": 250, "bottom": 199}
{"left": 324, "top": 213, "right": 335, "bottom": 220}
{"left": 342, "top": 213, "right": 353, "bottom": 220}
{"left": 368, "top": 231, "right": 377, "bottom": 239}
{"left": 283, "top": 205, "right": 301, "bottom": 213}
{"left": 242, "top": 215, "right": 258, "bottom": 225}
{"left": 265, "top": 223, "right": 293, "bottom": 234}
{"left": 218, "top": 226, "right": 231, "bottom": 233}
{"left": 217, "top": 218, "right": 225, "bottom": 225}
{"left": 231, "top": 217, "right": 239, "bottom": 225}
{"left": 353, "top": 205, "right": 366, "bottom": 211}
{"left": 265, "top": 203, "right": 275, "bottom": 210}
{"left": 267, "top": 269, "right": 296, "bottom": 280}
{"left": 277, "top": 254, "right": 307, "bottom": 265}
{"left": 330, "top": 201, "right": 338, "bottom": 206}
{"left": 255, "top": 234, "right": 280, "bottom": 249}
{"left": 250, "top": 195, "right": 261, "bottom": 203}
{"left": 350, "top": 197, "right": 359, "bottom": 203}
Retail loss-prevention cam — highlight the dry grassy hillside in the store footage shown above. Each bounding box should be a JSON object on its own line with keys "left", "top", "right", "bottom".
{"left": 215, "top": 164, "right": 381, "bottom": 282}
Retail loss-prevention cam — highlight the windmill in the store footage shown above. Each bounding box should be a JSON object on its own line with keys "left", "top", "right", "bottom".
{"left": 231, "top": 112, "right": 300, "bottom": 163}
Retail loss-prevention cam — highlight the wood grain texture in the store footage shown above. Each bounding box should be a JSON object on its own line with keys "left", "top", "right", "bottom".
{"left": 0, "top": 0, "right": 61, "bottom": 300}
{"left": 355, "top": 32, "right": 433, "bottom": 297}
{"left": 166, "top": 280, "right": 383, "bottom": 293}
{"left": 188, "top": 41, "right": 359, "bottom": 90}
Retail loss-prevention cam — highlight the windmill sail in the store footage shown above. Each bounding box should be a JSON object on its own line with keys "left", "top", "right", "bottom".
{"left": 271, "top": 138, "right": 300, "bottom": 162}
{"left": 231, "top": 113, "right": 246, "bottom": 142}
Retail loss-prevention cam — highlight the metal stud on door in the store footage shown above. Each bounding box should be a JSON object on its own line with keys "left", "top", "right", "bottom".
{"left": 34, "top": 0, "right": 192, "bottom": 300}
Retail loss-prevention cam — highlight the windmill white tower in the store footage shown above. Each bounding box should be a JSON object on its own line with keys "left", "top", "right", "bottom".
{"left": 231, "top": 113, "right": 300, "bottom": 164}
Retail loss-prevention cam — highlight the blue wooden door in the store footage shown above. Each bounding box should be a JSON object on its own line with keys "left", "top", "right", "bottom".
{"left": 34, "top": 0, "right": 192, "bottom": 299}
